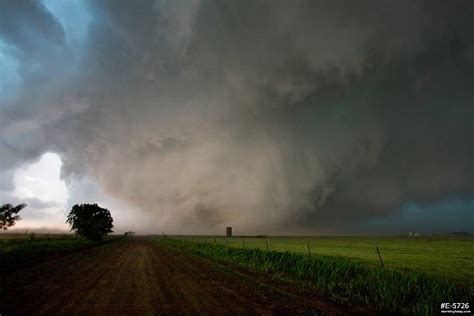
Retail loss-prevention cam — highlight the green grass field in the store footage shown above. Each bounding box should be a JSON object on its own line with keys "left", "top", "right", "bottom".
{"left": 174, "top": 235, "right": 474, "bottom": 286}
{"left": 161, "top": 237, "right": 473, "bottom": 314}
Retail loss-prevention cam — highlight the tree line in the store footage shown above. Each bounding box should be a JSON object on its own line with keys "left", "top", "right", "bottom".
{"left": 0, "top": 203, "right": 114, "bottom": 240}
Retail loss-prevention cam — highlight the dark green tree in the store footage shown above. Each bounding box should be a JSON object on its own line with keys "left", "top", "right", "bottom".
{"left": 0, "top": 203, "right": 26, "bottom": 230}
{"left": 66, "top": 204, "right": 114, "bottom": 240}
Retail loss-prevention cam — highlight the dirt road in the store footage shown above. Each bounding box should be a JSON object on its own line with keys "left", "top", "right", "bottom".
{"left": 0, "top": 238, "right": 344, "bottom": 315}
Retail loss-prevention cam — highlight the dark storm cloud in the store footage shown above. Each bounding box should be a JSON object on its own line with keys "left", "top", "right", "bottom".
{"left": 0, "top": 0, "right": 64, "bottom": 54}
{"left": 0, "top": 0, "right": 472, "bottom": 233}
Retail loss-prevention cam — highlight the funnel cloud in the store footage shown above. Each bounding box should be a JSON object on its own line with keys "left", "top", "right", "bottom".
{"left": 0, "top": 0, "right": 473, "bottom": 234}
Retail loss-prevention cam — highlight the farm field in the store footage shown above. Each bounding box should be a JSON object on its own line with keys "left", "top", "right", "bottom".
{"left": 0, "top": 233, "right": 75, "bottom": 243}
{"left": 0, "top": 234, "right": 471, "bottom": 314}
{"left": 0, "top": 233, "right": 116, "bottom": 273}
{"left": 0, "top": 237, "right": 344, "bottom": 314}
{"left": 162, "top": 236, "right": 473, "bottom": 314}
{"left": 173, "top": 235, "right": 474, "bottom": 285}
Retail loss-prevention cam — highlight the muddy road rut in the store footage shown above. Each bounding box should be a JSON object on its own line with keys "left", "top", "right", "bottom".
{"left": 0, "top": 238, "right": 344, "bottom": 315}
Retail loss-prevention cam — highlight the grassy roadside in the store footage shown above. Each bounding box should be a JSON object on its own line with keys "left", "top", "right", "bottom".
{"left": 0, "top": 235, "right": 119, "bottom": 274}
{"left": 173, "top": 235, "right": 474, "bottom": 285}
{"left": 159, "top": 238, "right": 473, "bottom": 315}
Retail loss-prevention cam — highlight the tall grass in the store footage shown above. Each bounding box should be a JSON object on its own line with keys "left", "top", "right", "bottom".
{"left": 160, "top": 238, "right": 472, "bottom": 315}
{"left": 171, "top": 235, "right": 474, "bottom": 284}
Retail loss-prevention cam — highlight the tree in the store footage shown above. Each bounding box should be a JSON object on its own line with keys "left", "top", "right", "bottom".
{"left": 0, "top": 203, "right": 26, "bottom": 230}
{"left": 66, "top": 204, "right": 114, "bottom": 240}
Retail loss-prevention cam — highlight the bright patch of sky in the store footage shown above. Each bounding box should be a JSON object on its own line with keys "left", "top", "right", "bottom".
{"left": 6, "top": 152, "right": 151, "bottom": 233}
{"left": 11, "top": 153, "right": 68, "bottom": 203}
{"left": 9, "top": 153, "right": 69, "bottom": 230}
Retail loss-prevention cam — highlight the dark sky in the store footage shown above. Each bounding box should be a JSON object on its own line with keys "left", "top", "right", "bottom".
{"left": 0, "top": 0, "right": 473, "bottom": 234}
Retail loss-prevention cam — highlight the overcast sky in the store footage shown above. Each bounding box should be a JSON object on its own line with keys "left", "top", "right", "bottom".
{"left": 0, "top": 0, "right": 473, "bottom": 235}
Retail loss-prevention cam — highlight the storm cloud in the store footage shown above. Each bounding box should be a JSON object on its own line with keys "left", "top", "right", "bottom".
{"left": 0, "top": 0, "right": 473, "bottom": 234}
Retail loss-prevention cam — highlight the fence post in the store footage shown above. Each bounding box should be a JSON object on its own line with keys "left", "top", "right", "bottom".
{"left": 242, "top": 239, "right": 245, "bottom": 248}
{"left": 266, "top": 240, "right": 269, "bottom": 251}
{"left": 376, "top": 247, "right": 384, "bottom": 268}
{"left": 307, "top": 242, "right": 311, "bottom": 258}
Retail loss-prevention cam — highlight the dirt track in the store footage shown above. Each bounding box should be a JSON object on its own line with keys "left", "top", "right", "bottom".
{"left": 0, "top": 238, "right": 344, "bottom": 315}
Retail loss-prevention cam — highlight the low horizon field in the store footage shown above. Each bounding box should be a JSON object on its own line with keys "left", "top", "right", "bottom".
{"left": 1, "top": 233, "right": 472, "bottom": 314}
{"left": 2, "top": 233, "right": 472, "bottom": 286}
{"left": 169, "top": 235, "right": 474, "bottom": 286}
